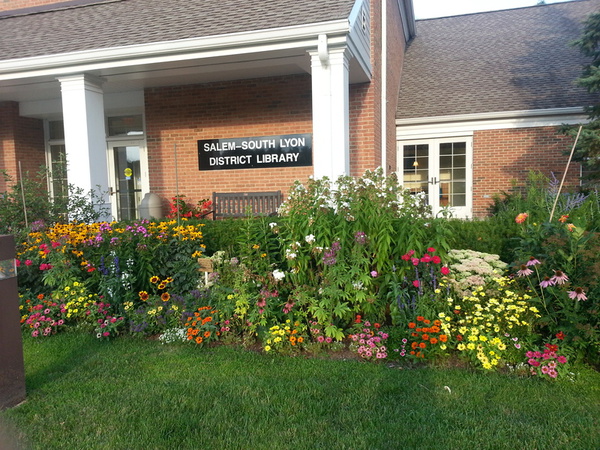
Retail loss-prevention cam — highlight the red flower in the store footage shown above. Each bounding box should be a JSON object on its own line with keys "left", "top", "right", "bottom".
{"left": 355, "top": 315, "right": 362, "bottom": 323}
{"left": 374, "top": 323, "right": 381, "bottom": 329}
{"left": 556, "top": 331, "right": 565, "bottom": 340}
{"left": 412, "top": 280, "right": 420, "bottom": 288}
{"left": 456, "top": 334, "right": 463, "bottom": 341}
{"left": 427, "top": 247, "right": 436, "bottom": 253}
{"left": 441, "top": 266, "right": 450, "bottom": 276}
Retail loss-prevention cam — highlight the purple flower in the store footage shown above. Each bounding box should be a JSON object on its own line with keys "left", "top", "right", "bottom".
{"left": 567, "top": 287, "right": 587, "bottom": 301}
{"left": 370, "top": 270, "right": 378, "bottom": 278}
{"left": 539, "top": 276, "right": 555, "bottom": 288}
{"left": 526, "top": 256, "right": 541, "bottom": 266}
{"left": 516, "top": 265, "right": 533, "bottom": 277}
{"left": 551, "top": 270, "right": 569, "bottom": 285}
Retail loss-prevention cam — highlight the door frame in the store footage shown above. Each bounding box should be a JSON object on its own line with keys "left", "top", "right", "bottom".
{"left": 397, "top": 136, "right": 473, "bottom": 218}
{"left": 106, "top": 139, "right": 149, "bottom": 221}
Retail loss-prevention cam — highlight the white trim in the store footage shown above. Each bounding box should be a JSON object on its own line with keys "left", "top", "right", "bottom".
{"left": 396, "top": 108, "right": 589, "bottom": 140}
{"left": 0, "top": 21, "right": 351, "bottom": 81}
{"left": 381, "top": 0, "right": 387, "bottom": 174}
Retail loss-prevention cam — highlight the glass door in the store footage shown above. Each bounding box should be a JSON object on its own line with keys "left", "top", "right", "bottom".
{"left": 399, "top": 137, "right": 472, "bottom": 218}
{"left": 108, "top": 143, "right": 143, "bottom": 221}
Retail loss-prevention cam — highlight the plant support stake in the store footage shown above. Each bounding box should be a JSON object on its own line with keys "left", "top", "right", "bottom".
{"left": 550, "top": 125, "right": 583, "bottom": 222}
{"left": 18, "top": 161, "right": 28, "bottom": 228}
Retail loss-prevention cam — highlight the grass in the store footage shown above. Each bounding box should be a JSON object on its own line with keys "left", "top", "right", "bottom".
{"left": 1, "top": 333, "right": 599, "bottom": 449}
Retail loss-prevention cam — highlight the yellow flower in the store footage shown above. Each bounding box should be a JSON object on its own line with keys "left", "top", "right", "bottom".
{"left": 457, "top": 343, "right": 466, "bottom": 351}
{"left": 467, "top": 343, "right": 476, "bottom": 350}
{"left": 264, "top": 345, "right": 271, "bottom": 352}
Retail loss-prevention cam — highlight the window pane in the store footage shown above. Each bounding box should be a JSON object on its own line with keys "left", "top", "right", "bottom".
{"left": 108, "top": 115, "right": 143, "bottom": 137}
{"left": 48, "top": 121, "right": 64, "bottom": 140}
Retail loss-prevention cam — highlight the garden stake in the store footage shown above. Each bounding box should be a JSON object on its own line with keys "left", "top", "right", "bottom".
{"left": 18, "top": 161, "right": 28, "bottom": 228}
{"left": 550, "top": 125, "right": 582, "bottom": 222}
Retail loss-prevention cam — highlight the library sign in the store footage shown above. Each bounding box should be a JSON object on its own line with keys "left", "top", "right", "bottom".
{"left": 198, "top": 133, "right": 312, "bottom": 171}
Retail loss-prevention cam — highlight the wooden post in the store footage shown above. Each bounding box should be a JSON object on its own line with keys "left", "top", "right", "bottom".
{"left": 0, "top": 235, "right": 26, "bottom": 410}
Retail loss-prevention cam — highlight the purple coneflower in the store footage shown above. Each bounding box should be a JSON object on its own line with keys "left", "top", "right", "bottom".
{"left": 526, "top": 256, "right": 541, "bottom": 266}
{"left": 517, "top": 265, "right": 533, "bottom": 277}
{"left": 539, "top": 276, "right": 555, "bottom": 288}
{"left": 551, "top": 270, "right": 569, "bottom": 285}
{"left": 567, "top": 287, "right": 587, "bottom": 301}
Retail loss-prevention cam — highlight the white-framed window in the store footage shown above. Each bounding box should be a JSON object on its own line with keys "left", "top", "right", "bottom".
{"left": 46, "top": 120, "right": 68, "bottom": 202}
{"left": 398, "top": 137, "right": 473, "bottom": 218}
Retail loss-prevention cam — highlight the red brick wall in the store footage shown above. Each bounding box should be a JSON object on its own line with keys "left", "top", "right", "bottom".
{"left": 384, "top": 0, "right": 407, "bottom": 174}
{"left": 0, "top": 0, "right": 60, "bottom": 12}
{"left": 144, "top": 75, "right": 314, "bottom": 213}
{"left": 350, "top": 0, "right": 382, "bottom": 176}
{"left": 0, "top": 101, "right": 45, "bottom": 192}
{"left": 473, "top": 126, "right": 579, "bottom": 216}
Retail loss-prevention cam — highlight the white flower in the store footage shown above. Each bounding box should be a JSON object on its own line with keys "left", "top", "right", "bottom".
{"left": 273, "top": 269, "right": 285, "bottom": 281}
{"left": 269, "top": 222, "right": 277, "bottom": 229}
{"left": 305, "top": 234, "right": 315, "bottom": 244}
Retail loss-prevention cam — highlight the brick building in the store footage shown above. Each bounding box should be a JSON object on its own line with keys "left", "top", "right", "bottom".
{"left": 0, "top": 0, "right": 598, "bottom": 219}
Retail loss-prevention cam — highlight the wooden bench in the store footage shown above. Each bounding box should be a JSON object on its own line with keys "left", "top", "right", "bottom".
{"left": 211, "top": 191, "right": 284, "bottom": 219}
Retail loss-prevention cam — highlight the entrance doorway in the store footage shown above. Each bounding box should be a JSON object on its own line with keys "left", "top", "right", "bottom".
{"left": 108, "top": 142, "right": 145, "bottom": 221}
{"left": 398, "top": 137, "right": 473, "bottom": 218}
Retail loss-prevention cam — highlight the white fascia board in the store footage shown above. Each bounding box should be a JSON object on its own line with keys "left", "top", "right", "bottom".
{"left": 0, "top": 20, "right": 350, "bottom": 81}
{"left": 396, "top": 107, "right": 590, "bottom": 140}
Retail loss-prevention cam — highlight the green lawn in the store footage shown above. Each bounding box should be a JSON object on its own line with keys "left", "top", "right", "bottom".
{"left": 1, "top": 333, "right": 599, "bottom": 449}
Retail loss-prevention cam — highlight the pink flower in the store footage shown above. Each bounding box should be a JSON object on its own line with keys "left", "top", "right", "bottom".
{"left": 548, "top": 369, "right": 558, "bottom": 378}
{"left": 25, "top": 259, "right": 32, "bottom": 266}
{"left": 427, "top": 247, "right": 436, "bottom": 253}
{"left": 325, "top": 337, "right": 332, "bottom": 344}
{"left": 567, "top": 287, "right": 587, "bottom": 301}
{"left": 412, "top": 280, "right": 420, "bottom": 288}
{"left": 15, "top": 259, "right": 21, "bottom": 267}
{"left": 516, "top": 265, "right": 533, "bottom": 277}
{"left": 515, "top": 212, "right": 528, "bottom": 224}
{"left": 541, "top": 365, "right": 549, "bottom": 374}
{"left": 551, "top": 270, "right": 569, "bottom": 285}
{"left": 526, "top": 256, "right": 541, "bottom": 266}
{"left": 421, "top": 254, "right": 432, "bottom": 263}
{"left": 432, "top": 255, "right": 441, "bottom": 264}
{"left": 557, "top": 355, "right": 567, "bottom": 364}
{"left": 411, "top": 257, "right": 420, "bottom": 266}
{"left": 317, "top": 336, "right": 325, "bottom": 343}
{"left": 528, "top": 359, "right": 540, "bottom": 367}
{"left": 370, "top": 270, "right": 378, "bottom": 278}
{"left": 539, "top": 276, "right": 555, "bottom": 288}
{"left": 103, "top": 331, "right": 110, "bottom": 337}
{"left": 440, "top": 266, "right": 450, "bottom": 276}
{"left": 525, "top": 351, "right": 534, "bottom": 358}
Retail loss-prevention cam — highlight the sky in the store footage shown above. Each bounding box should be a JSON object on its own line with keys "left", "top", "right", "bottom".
{"left": 413, "top": 0, "right": 573, "bottom": 19}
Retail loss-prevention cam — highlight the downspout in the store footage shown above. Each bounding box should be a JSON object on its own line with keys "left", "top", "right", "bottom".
{"left": 381, "top": 0, "right": 388, "bottom": 174}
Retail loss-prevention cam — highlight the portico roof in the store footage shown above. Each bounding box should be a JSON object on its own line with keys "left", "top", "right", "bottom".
{"left": 0, "top": 0, "right": 370, "bottom": 107}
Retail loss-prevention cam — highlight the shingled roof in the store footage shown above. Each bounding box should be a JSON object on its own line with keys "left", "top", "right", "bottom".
{"left": 0, "top": 0, "right": 356, "bottom": 61}
{"left": 397, "top": 0, "right": 600, "bottom": 120}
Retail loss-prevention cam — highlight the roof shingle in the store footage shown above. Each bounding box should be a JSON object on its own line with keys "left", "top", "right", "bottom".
{"left": 0, "top": 0, "right": 356, "bottom": 61}
{"left": 396, "top": 0, "right": 600, "bottom": 120}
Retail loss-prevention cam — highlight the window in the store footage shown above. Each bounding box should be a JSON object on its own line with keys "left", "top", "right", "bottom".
{"left": 47, "top": 120, "right": 68, "bottom": 202}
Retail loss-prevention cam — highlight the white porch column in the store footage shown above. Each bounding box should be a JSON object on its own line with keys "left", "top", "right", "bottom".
{"left": 310, "top": 39, "right": 351, "bottom": 180}
{"left": 58, "top": 74, "right": 111, "bottom": 221}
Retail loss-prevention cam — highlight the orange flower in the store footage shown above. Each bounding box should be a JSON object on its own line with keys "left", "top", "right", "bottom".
{"left": 150, "top": 276, "right": 160, "bottom": 284}
{"left": 430, "top": 326, "right": 440, "bottom": 333}
{"left": 290, "top": 336, "right": 297, "bottom": 342}
{"left": 187, "top": 328, "right": 193, "bottom": 333}
{"left": 297, "top": 337, "right": 304, "bottom": 343}
{"left": 161, "top": 292, "right": 170, "bottom": 302}
{"left": 429, "top": 338, "right": 438, "bottom": 345}
{"left": 37, "top": 293, "right": 44, "bottom": 300}
{"left": 411, "top": 332, "right": 419, "bottom": 337}
{"left": 421, "top": 334, "right": 429, "bottom": 341}
{"left": 419, "top": 342, "right": 427, "bottom": 349}
{"left": 416, "top": 316, "right": 425, "bottom": 322}
{"left": 408, "top": 322, "right": 416, "bottom": 329}
{"left": 192, "top": 329, "right": 199, "bottom": 336}
{"left": 410, "top": 350, "right": 416, "bottom": 355}
{"left": 411, "top": 342, "right": 418, "bottom": 349}
{"left": 423, "top": 319, "right": 431, "bottom": 325}
{"left": 195, "top": 337, "right": 203, "bottom": 344}
{"left": 439, "top": 334, "right": 448, "bottom": 342}
{"left": 515, "top": 212, "right": 528, "bottom": 224}
{"left": 434, "top": 320, "right": 441, "bottom": 326}
{"left": 204, "top": 331, "right": 211, "bottom": 338}
{"left": 139, "top": 291, "right": 149, "bottom": 301}
{"left": 191, "top": 321, "right": 197, "bottom": 327}
{"left": 416, "top": 327, "right": 422, "bottom": 332}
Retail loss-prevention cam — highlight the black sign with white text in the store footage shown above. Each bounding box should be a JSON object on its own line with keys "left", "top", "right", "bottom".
{"left": 198, "top": 134, "right": 312, "bottom": 171}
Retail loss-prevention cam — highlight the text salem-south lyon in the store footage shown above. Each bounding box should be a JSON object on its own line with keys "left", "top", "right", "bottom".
{"left": 202, "top": 136, "right": 306, "bottom": 152}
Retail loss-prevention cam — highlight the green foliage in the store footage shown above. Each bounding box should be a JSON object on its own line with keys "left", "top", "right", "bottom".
{"left": 0, "top": 167, "right": 108, "bottom": 239}
{"left": 564, "top": 11, "right": 600, "bottom": 181}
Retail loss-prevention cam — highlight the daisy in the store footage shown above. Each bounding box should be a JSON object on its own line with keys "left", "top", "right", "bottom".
{"left": 526, "top": 256, "right": 541, "bottom": 266}
{"left": 539, "top": 276, "right": 555, "bottom": 288}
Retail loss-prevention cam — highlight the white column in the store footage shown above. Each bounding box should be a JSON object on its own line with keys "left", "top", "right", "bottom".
{"left": 310, "top": 40, "right": 351, "bottom": 180}
{"left": 58, "top": 74, "right": 111, "bottom": 221}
